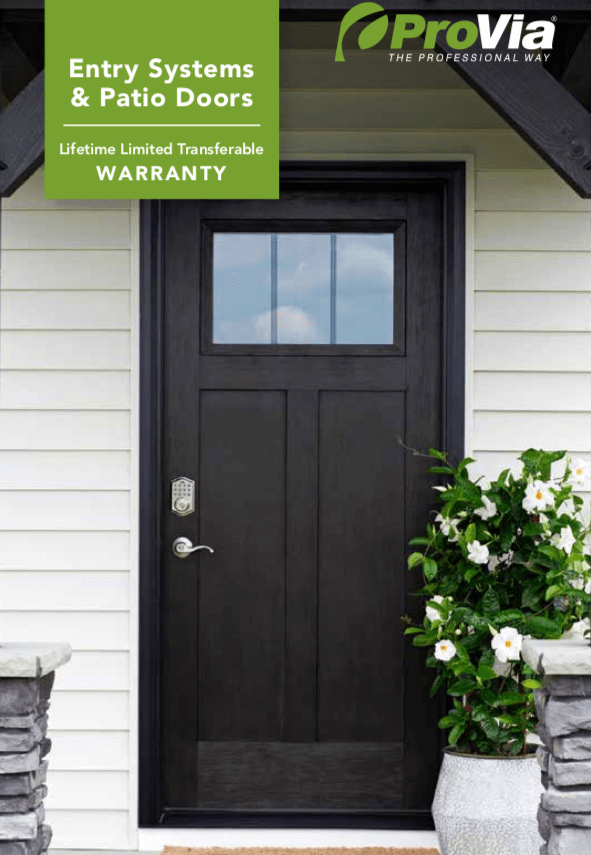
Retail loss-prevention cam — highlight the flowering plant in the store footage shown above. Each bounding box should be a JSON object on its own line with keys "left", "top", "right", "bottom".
{"left": 404, "top": 448, "right": 591, "bottom": 756}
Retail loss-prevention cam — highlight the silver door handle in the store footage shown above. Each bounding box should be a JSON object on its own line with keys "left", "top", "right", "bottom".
{"left": 172, "top": 537, "right": 214, "bottom": 559}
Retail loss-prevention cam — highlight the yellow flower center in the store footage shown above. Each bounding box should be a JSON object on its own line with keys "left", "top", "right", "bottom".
{"left": 441, "top": 645, "right": 448, "bottom": 651}
{"left": 536, "top": 491, "right": 543, "bottom": 500}
{"left": 505, "top": 640, "right": 512, "bottom": 648}
{"left": 576, "top": 468, "right": 583, "bottom": 476}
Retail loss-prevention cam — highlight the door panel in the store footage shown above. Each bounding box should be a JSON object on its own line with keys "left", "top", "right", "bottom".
{"left": 158, "top": 175, "right": 447, "bottom": 822}
{"left": 198, "top": 390, "right": 286, "bottom": 742}
{"left": 318, "top": 391, "right": 405, "bottom": 743}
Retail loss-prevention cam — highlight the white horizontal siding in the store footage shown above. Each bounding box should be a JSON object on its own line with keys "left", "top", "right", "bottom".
{"left": 0, "top": 412, "right": 130, "bottom": 449}
{"left": 0, "top": 372, "right": 130, "bottom": 409}
{"left": 0, "top": 532, "right": 130, "bottom": 571}
{"left": 51, "top": 731, "right": 129, "bottom": 771}
{"left": 45, "top": 771, "right": 129, "bottom": 810}
{"left": 0, "top": 613, "right": 129, "bottom": 649}
{"left": 474, "top": 332, "right": 591, "bottom": 372}
{"left": 2, "top": 211, "right": 131, "bottom": 249}
{"left": 475, "top": 212, "right": 591, "bottom": 251}
{"left": 475, "top": 292, "right": 591, "bottom": 332}
{"left": 1, "top": 174, "right": 135, "bottom": 849}
{"left": 1, "top": 331, "right": 131, "bottom": 369}
{"left": 1, "top": 250, "right": 131, "bottom": 290}
{"left": 0, "top": 491, "right": 130, "bottom": 530}
{"left": 475, "top": 252, "right": 591, "bottom": 292}
{"left": 0, "top": 451, "right": 131, "bottom": 489}
{"left": 46, "top": 810, "right": 130, "bottom": 850}
{"left": 0, "top": 573, "right": 129, "bottom": 611}
{"left": 54, "top": 652, "right": 130, "bottom": 692}
{"left": 0, "top": 292, "right": 130, "bottom": 329}
{"left": 474, "top": 373, "right": 591, "bottom": 412}
{"left": 49, "top": 692, "right": 129, "bottom": 731}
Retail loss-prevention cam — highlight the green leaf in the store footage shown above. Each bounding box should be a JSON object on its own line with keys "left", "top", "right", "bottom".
{"left": 423, "top": 557, "right": 438, "bottom": 581}
{"left": 429, "top": 672, "right": 446, "bottom": 697}
{"left": 522, "top": 583, "right": 543, "bottom": 610}
{"left": 413, "top": 633, "right": 438, "bottom": 647}
{"left": 448, "top": 679, "right": 478, "bottom": 696}
{"left": 509, "top": 737, "right": 525, "bottom": 755}
{"left": 457, "top": 457, "right": 476, "bottom": 473}
{"left": 478, "top": 714, "right": 502, "bottom": 741}
{"left": 428, "top": 448, "right": 448, "bottom": 462}
{"left": 495, "top": 691, "right": 525, "bottom": 707}
{"left": 407, "top": 552, "right": 424, "bottom": 569}
{"left": 466, "top": 523, "right": 476, "bottom": 544}
{"left": 428, "top": 466, "right": 455, "bottom": 475}
{"left": 482, "top": 588, "right": 501, "bottom": 616}
{"left": 522, "top": 679, "right": 542, "bottom": 690}
{"left": 525, "top": 615, "right": 562, "bottom": 639}
{"left": 523, "top": 522, "right": 544, "bottom": 537}
{"left": 496, "top": 609, "right": 524, "bottom": 624}
{"left": 477, "top": 665, "right": 498, "bottom": 682}
{"left": 409, "top": 536, "right": 429, "bottom": 547}
{"left": 449, "top": 721, "right": 467, "bottom": 746}
{"left": 404, "top": 627, "right": 424, "bottom": 635}
{"left": 438, "top": 715, "right": 458, "bottom": 729}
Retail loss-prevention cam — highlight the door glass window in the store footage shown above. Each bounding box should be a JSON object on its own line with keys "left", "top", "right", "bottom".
{"left": 212, "top": 233, "right": 395, "bottom": 345}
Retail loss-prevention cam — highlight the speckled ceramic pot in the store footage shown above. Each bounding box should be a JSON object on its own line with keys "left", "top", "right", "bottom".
{"left": 432, "top": 749, "right": 543, "bottom": 855}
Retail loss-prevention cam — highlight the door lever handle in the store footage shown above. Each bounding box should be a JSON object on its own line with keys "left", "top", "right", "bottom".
{"left": 172, "top": 537, "right": 214, "bottom": 559}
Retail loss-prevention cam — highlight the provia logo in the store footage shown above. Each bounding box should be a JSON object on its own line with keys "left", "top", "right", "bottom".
{"left": 334, "top": 3, "right": 555, "bottom": 61}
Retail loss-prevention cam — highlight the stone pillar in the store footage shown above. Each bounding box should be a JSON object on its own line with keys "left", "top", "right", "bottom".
{"left": 0, "top": 645, "right": 71, "bottom": 855}
{"left": 523, "top": 638, "right": 591, "bottom": 855}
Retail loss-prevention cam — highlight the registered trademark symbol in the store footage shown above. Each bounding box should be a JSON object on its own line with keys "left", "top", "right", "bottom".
{"left": 551, "top": 16, "right": 557, "bottom": 21}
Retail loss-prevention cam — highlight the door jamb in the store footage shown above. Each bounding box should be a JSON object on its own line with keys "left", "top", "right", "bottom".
{"left": 138, "top": 161, "right": 466, "bottom": 828}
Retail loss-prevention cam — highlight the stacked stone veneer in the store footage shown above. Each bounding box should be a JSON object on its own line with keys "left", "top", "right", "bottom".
{"left": 0, "top": 673, "right": 54, "bottom": 855}
{"left": 523, "top": 638, "right": 591, "bottom": 855}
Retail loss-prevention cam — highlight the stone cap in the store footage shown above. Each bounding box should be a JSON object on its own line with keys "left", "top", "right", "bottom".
{"left": 523, "top": 638, "right": 591, "bottom": 676}
{"left": 0, "top": 644, "right": 72, "bottom": 678}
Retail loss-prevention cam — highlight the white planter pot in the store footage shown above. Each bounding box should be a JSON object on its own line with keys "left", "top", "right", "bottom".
{"left": 432, "top": 749, "right": 543, "bottom": 855}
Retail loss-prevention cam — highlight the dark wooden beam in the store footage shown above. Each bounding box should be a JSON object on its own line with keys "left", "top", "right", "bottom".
{"left": 0, "top": 69, "right": 43, "bottom": 195}
{"left": 1, "top": 27, "right": 37, "bottom": 101}
{"left": 427, "top": 15, "right": 591, "bottom": 198}
{"left": 562, "top": 24, "right": 591, "bottom": 110}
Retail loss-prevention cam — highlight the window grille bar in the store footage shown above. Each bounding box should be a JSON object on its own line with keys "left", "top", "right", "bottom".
{"left": 271, "top": 234, "right": 278, "bottom": 344}
{"left": 330, "top": 234, "right": 337, "bottom": 345}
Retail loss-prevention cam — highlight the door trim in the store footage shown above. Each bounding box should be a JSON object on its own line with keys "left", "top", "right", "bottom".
{"left": 139, "top": 161, "right": 466, "bottom": 828}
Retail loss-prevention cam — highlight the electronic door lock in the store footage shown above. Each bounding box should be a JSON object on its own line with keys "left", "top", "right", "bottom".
{"left": 171, "top": 477, "right": 195, "bottom": 516}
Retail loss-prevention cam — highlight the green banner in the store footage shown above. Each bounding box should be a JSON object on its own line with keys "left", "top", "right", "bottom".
{"left": 45, "top": 0, "right": 279, "bottom": 199}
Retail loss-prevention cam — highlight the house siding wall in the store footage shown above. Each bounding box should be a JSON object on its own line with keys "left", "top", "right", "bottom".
{"left": 1, "top": 39, "right": 590, "bottom": 849}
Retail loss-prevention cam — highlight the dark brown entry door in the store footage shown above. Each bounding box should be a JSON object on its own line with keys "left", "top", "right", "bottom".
{"left": 161, "top": 170, "right": 444, "bottom": 822}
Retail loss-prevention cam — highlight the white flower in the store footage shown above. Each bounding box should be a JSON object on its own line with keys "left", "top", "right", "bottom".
{"left": 467, "top": 540, "right": 489, "bottom": 564}
{"left": 553, "top": 525, "right": 576, "bottom": 555}
{"left": 479, "top": 478, "right": 491, "bottom": 490}
{"left": 434, "top": 639, "right": 457, "bottom": 661}
{"left": 488, "top": 555, "right": 500, "bottom": 573}
{"left": 563, "top": 619, "right": 590, "bottom": 640}
{"left": 523, "top": 479, "right": 554, "bottom": 513}
{"left": 557, "top": 498, "right": 575, "bottom": 517}
{"left": 569, "top": 458, "right": 589, "bottom": 486}
{"left": 491, "top": 626, "right": 523, "bottom": 663}
{"left": 426, "top": 595, "right": 445, "bottom": 622}
{"left": 475, "top": 495, "right": 497, "bottom": 520}
{"left": 432, "top": 485, "right": 448, "bottom": 492}
{"left": 510, "top": 462, "right": 524, "bottom": 480}
{"left": 436, "top": 514, "right": 461, "bottom": 541}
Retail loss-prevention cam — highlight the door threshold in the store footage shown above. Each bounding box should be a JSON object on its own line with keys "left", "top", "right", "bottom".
{"left": 138, "top": 828, "right": 439, "bottom": 850}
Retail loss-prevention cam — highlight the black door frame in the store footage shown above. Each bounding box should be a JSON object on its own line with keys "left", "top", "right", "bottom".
{"left": 138, "top": 160, "right": 466, "bottom": 828}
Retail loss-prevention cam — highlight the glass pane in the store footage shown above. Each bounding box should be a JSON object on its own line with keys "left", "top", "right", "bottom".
{"left": 213, "top": 234, "right": 272, "bottom": 344}
{"left": 336, "top": 234, "right": 394, "bottom": 345}
{"left": 212, "top": 232, "right": 394, "bottom": 345}
{"left": 276, "top": 234, "right": 330, "bottom": 344}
